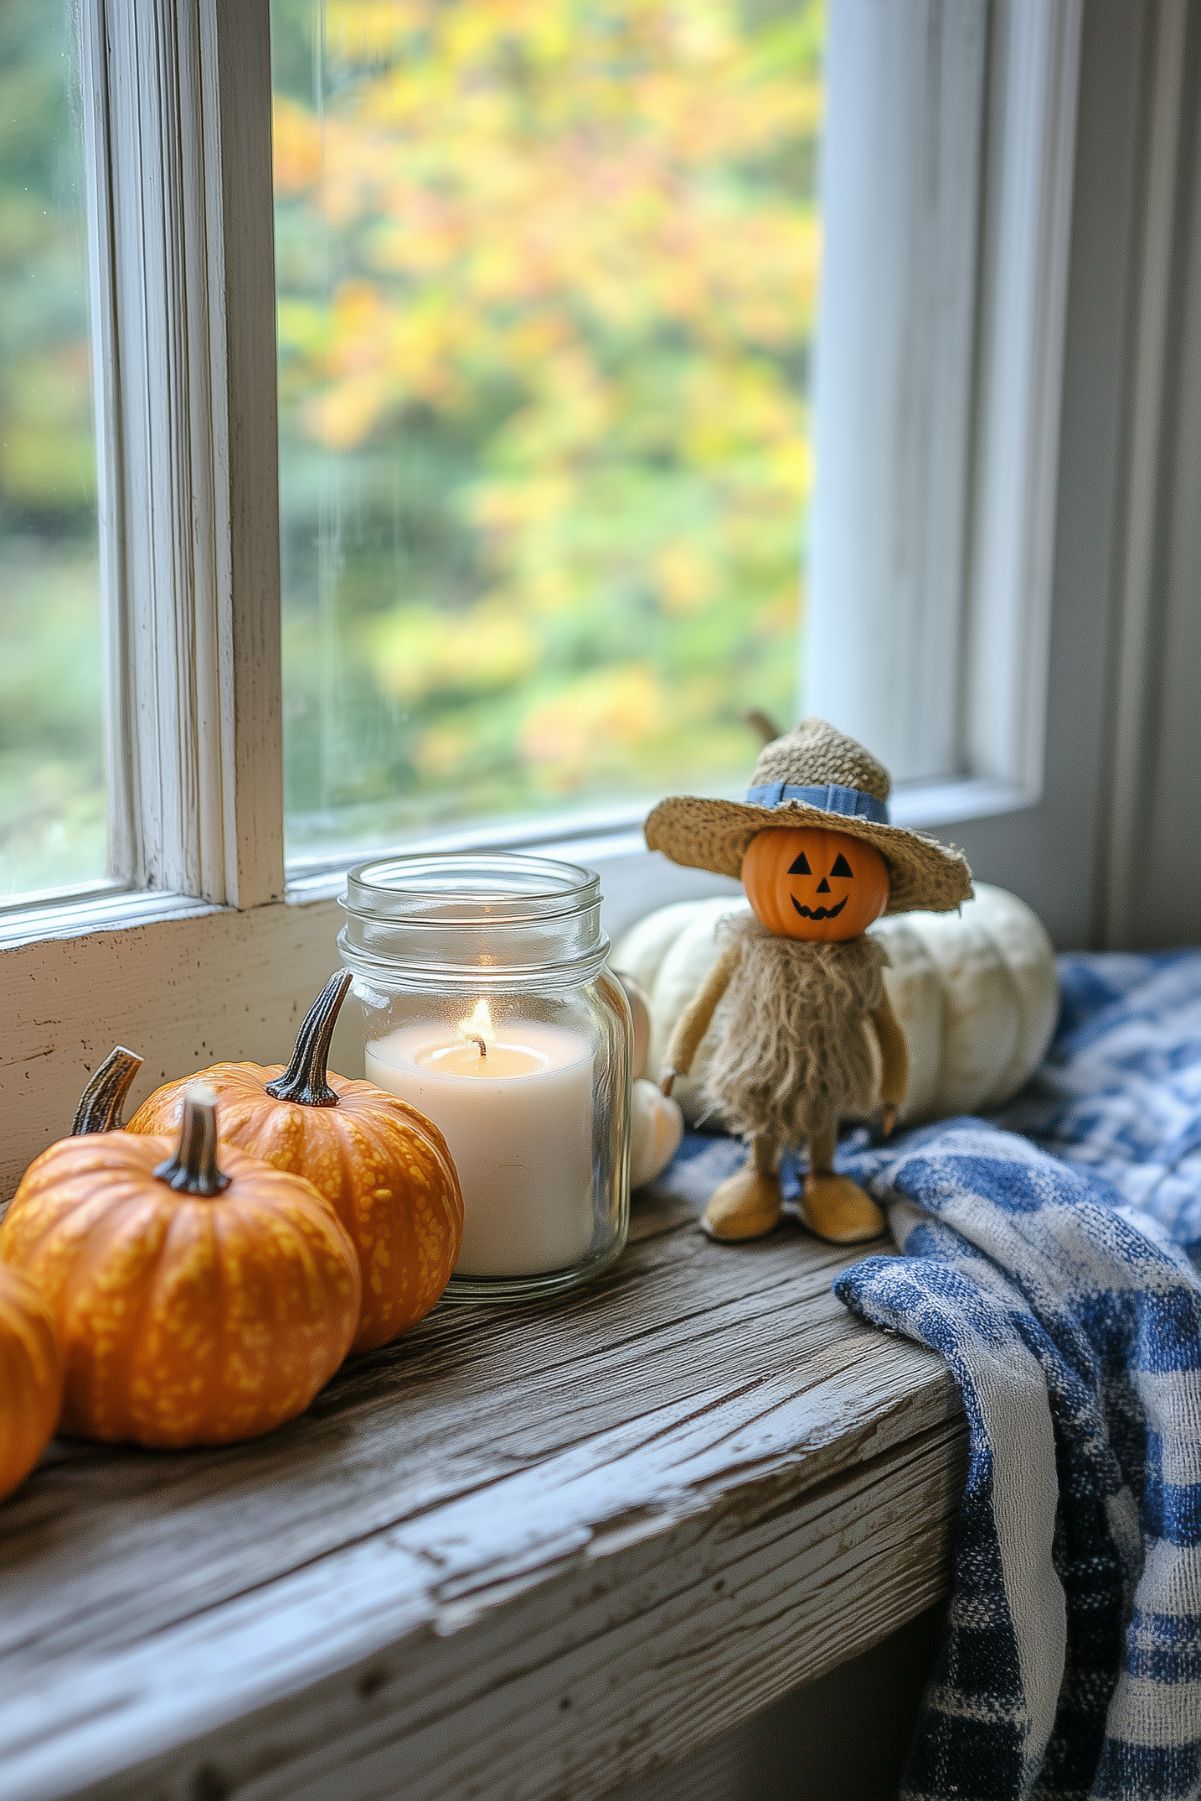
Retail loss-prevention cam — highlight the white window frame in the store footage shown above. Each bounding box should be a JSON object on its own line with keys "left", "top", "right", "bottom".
{"left": 806, "top": 0, "right": 990, "bottom": 787}
{"left": 808, "top": 0, "right": 1083, "bottom": 808}
{"left": 0, "top": 0, "right": 1181, "bottom": 1194}
{"left": 86, "top": 0, "right": 284, "bottom": 907}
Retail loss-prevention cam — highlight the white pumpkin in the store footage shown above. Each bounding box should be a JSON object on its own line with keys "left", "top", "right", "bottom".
{"left": 614, "top": 883, "right": 1059, "bottom": 1129}
{"left": 630, "top": 1077, "right": 685, "bottom": 1189}
{"left": 612, "top": 970, "right": 685, "bottom": 1188}
{"left": 614, "top": 971, "right": 653, "bottom": 1079}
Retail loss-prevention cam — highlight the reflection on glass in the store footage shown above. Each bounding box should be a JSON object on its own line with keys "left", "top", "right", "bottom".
{"left": 273, "top": 0, "right": 822, "bottom": 857}
{"left": 0, "top": 1, "right": 106, "bottom": 898}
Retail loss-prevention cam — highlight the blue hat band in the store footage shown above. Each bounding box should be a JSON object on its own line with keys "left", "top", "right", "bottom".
{"left": 743, "top": 780, "right": 890, "bottom": 826}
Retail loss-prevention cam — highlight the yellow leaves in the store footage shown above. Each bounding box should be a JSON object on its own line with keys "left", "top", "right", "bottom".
{"left": 274, "top": 4, "right": 822, "bottom": 303}
{"left": 273, "top": 0, "right": 825, "bottom": 440}
{"left": 322, "top": 0, "right": 576, "bottom": 76}
{"left": 324, "top": 277, "right": 387, "bottom": 358}
{"left": 503, "top": 346, "right": 618, "bottom": 460}
{"left": 373, "top": 603, "right": 538, "bottom": 703}
{"left": 472, "top": 472, "right": 575, "bottom": 538}
{"left": 270, "top": 0, "right": 825, "bottom": 828}
{"left": 654, "top": 545, "right": 713, "bottom": 615}
{"left": 324, "top": 0, "right": 426, "bottom": 62}
{"left": 765, "top": 434, "right": 814, "bottom": 505}
{"left": 519, "top": 667, "right": 663, "bottom": 789}
{"left": 413, "top": 721, "right": 474, "bottom": 782}
{"left": 502, "top": 315, "right": 576, "bottom": 366}
{"left": 442, "top": 0, "right": 571, "bottom": 69}
{"left": 676, "top": 357, "right": 802, "bottom": 471}
{"left": 299, "top": 280, "right": 476, "bottom": 446}
{"left": 272, "top": 96, "right": 321, "bottom": 196}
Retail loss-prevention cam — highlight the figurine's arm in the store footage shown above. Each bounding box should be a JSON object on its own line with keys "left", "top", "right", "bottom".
{"left": 870, "top": 985, "right": 908, "bottom": 1135}
{"left": 660, "top": 943, "right": 739, "bottom": 1095}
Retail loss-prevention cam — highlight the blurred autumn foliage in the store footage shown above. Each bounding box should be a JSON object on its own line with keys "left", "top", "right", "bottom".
{"left": 273, "top": 0, "right": 823, "bottom": 851}
{"left": 0, "top": 0, "right": 822, "bottom": 896}
{"left": 0, "top": 2, "right": 105, "bottom": 895}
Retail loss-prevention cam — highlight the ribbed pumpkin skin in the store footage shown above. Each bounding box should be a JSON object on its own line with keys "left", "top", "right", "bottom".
{"left": 0, "top": 1265, "right": 64, "bottom": 1500}
{"left": 615, "top": 884, "right": 1059, "bottom": 1127}
{"left": 130, "top": 1069, "right": 463, "bottom": 1354}
{"left": 742, "top": 827, "right": 890, "bottom": 942}
{"left": 0, "top": 1134, "right": 360, "bottom": 1448}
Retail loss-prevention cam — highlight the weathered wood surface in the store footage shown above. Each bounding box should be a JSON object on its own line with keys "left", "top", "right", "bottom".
{"left": 0, "top": 1166, "right": 965, "bottom": 1801}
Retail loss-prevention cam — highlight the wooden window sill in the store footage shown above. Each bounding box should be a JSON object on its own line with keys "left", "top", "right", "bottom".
{"left": 0, "top": 1178, "right": 965, "bottom": 1801}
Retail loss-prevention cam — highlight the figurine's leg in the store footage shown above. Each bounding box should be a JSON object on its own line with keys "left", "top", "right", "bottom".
{"left": 700, "top": 1131, "right": 783, "bottom": 1243}
{"left": 799, "top": 1118, "right": 887, "bottom": 1245}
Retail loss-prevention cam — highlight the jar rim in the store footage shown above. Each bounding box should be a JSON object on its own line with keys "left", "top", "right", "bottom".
{"left": 338, "top": 851, "right": 610, "bottom": 987}
{"left": 340, "top": 850, "right": 602, "bottom": 928}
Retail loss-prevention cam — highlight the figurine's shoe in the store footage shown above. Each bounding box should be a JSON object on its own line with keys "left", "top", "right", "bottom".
{"left": 800, "top": 1172, "right": 887, "bottom": 1245}
{"left": 701, "top": 1168, "right": 782, "bottom": 1242}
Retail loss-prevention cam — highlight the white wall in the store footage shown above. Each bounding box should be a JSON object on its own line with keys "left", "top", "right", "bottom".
{"left": 1101, "top": 1, "right": 1201, "bottom": 949}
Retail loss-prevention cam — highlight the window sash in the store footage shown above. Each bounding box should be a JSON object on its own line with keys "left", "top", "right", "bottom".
{"left": 961, "top": 0, "right": 1084, "bottom": 793}
{"left": 5, "top": 0, "right": 1172, "bottom": 1194}
{"left": 806, "top": 0, "right": 1084, "bottom": 800}
{"left": 37, "top": 0, "right": 1077, "bottom": 924}
{"left": 805, "top": 0, "right": 989, "bottom": 786}
{"left": 85, "top": 0, "right": 283, "bottom": 907}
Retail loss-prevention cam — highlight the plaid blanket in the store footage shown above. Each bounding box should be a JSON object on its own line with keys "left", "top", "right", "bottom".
{"left": 1002, "top": 950, "right": 1201, "bottom": 1253}
{"left": 660, "top": 952, "right": 1201, "bottom": 1800}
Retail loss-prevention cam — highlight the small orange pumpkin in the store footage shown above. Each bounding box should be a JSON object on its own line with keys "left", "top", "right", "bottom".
{"left": 72, "top": 1045, "right": 144, "bottom": 1134}
{"left": 0, "top": 1265, "right": 64, "bottom": 1502}
{"left": 128, "top": 974, "right": 463, "bottom": 1353}
{"left": 0, "top": 1088, "right": 360, "bottom": 1448}
{"left": 742, "top": 826, "right": 890, "bottom": 943}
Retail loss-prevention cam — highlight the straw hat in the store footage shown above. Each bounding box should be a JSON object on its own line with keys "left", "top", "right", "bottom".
{"left": 645, "top": 717, "right": 972, "bottom": 914}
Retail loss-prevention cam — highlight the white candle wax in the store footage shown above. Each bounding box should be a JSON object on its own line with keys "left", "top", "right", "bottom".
{"left": 366, "top": 1008, "right": 595, "bottom": 1278}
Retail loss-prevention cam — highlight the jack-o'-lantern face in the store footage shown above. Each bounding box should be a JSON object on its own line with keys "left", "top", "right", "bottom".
{"left": 742, "top": 826, "right": 891, "bottom": 942}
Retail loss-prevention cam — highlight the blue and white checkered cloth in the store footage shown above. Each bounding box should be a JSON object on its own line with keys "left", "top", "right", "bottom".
{"left": 660, "top": 952, "right": 1201, "bottom": 1800}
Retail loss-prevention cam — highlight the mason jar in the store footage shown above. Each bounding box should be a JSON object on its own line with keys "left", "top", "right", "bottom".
{"left": 337, "top": 851, "right": 632, "bottom": 1302}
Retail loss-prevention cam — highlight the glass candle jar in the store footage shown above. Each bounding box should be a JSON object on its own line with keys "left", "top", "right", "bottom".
{"left": 338, "top": 852, "right": 631, "bottom": 1303}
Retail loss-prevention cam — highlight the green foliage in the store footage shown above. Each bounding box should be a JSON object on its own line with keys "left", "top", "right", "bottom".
{"left": 0, "top": 1, "right": 105, "bottom": 895}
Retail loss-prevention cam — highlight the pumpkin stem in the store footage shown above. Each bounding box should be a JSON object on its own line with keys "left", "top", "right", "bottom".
{"left": 743, "top": 707, "right": 782, "bottom": 746}
{"left": 72, "top": 1045, "right": 144, "bottom": 1135}
{"left": 153, "top": 1086, "right": 231, "bottom": 1197}
{"left": 264, "top": 971, "right": 350, "bottom": 1109}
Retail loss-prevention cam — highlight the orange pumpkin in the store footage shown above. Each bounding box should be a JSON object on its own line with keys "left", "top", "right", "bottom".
{"left": 72, "top": 1045, "right": 144, "bottom": 1134}
{"left": 0, "top": 1265, "right": 64, "bottom": 1502}
{"left": 0, "top": 1088, "right": 360, "bottom": 1448}
{"left": 128, "top": 974, "right": 463, "bottom": 1353}
{"left": 742, "top": 826, "right": 890, "bottom": 942}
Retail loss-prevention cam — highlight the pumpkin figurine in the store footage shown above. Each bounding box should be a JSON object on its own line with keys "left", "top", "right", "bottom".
{"left": 128, "top": 974, "right": 463, "bottom": 1353}
{"left": 0, "top": 1265, "right": 64, "bottom": 1502}
{"left": 0, "top": 1086, "right": 360, "bottom": 1447}
{"left": 614, "top": 971, "right": 685, "bottom": 1190}
{"left": 645, "top": 718, "right": 972, "bottom": 1245}
{"left": 71, "top": 1045, "right": 144, "bottom": 1134}
{"left": 614, "top": 883, "right": 1057, "bottom": 1131}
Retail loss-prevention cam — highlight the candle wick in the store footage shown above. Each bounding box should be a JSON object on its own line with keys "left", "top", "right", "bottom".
{"left": 467, "top": 1033, "right": 487, "bottom": 1059}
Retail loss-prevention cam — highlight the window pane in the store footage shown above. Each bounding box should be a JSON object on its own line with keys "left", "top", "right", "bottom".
{"left": 0, "top": 1, "right": 106, "bottom": 898}
{"left": 273, "top": 0, "right": 821, "bottom": 857}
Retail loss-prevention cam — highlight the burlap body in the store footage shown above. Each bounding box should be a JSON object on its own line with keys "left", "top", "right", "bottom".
{"left": 703, "top": 915, "right": 888, "bottom": 1147}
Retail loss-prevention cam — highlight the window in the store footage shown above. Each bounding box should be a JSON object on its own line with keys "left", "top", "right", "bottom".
{"left": 0, "top": 0, "right": 105, "bottom": 900}
{"left": 3, "top": 0, "right": 1146, "bottom": 1190}
{"left": 272, "top": 0, "right": 822, "bottom": 859}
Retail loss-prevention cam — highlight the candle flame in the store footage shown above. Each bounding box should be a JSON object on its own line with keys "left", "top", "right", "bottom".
{"left": 459, "top": 997, "right": 493, "bottom": 1058}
